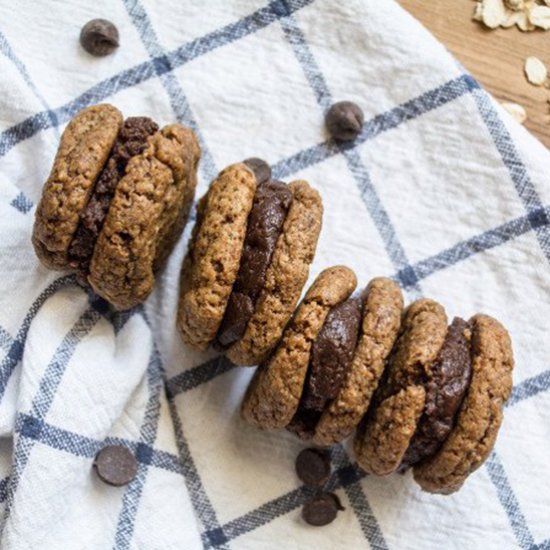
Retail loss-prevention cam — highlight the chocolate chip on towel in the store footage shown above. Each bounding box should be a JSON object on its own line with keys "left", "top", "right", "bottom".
{"left": 325, "top": 101, "right": 364, "bottom": 141}
{"left": 80, "top": 19, "right": 119, "bottom": 57}
{"left": 93, "top": 445, "right": 138, "bottom": 486}
{"left": 296, "top": 448, "right": 331, "bottom": 487}
{"left": 302, "top": 493, "right": 345, "bottom": 526}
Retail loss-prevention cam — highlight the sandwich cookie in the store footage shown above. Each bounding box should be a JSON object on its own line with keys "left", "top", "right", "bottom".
{"left": 241, "top": 270, "right": 403, "bottom": 446}
{"left": 32, "top": 104, "right": 200, "bottom": 310}
{"left": 413, "top": 314, "right": 514, "bottom": 494}
{"left": 241, "top": 266, "right": 357, "bottom": 429}
{"left": 354, "top": 300, "right": 514, "bottom": 494}
{"left": 177, "top": 159, "right": 323, "bottom": 366}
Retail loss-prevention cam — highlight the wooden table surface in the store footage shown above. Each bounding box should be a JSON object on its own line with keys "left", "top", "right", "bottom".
{"left": 399, "top": 0, "right": 550, "bottom": 149}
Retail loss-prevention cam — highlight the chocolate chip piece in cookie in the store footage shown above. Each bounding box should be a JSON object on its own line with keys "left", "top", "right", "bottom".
{"left": 241, "top": 266, "right": 357, "bottom": 429}
{"left": 325, "top": 101, "right": 364, "bottom": 141}
{"left": 413, "top": 314, "right": 514, "bottom": 494}
{"left": 401, "top": 317, "right": 472, "bottom": 468}
{"left": 80, "top": 19, "right": 119, "bottom": 57}
{"left": 243, "top": 158, "right": 271, "bottom": 184}
{"left": 215, "top": 179, "right": 292, "bottom": 348}
{"left": 313, "top": 278, "right": 403, "bottom": 447}
{"left": 302, "top": 493, "right": 344, "bottom": 526}
{"left": 295, "top": 448, "right": 331, "bottom": 487}
{"left": 68, "top": 116, "right": 159, "bottom": 281}
{"left": 288, "top": 297, "right": 362, "bottom": 439}
{"left": 94, "top": 445, "right": 138, "bottom": 487}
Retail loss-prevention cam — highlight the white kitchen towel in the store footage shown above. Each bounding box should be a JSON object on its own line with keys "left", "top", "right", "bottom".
{"left": 0, "top": 0, "right": 548, "bottom": 548}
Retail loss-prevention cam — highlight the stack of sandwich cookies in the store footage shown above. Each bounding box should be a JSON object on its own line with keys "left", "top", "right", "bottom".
{"left": 241, "top": 267, "right": 403, "bottom": 446}
{"left": 177, "top": 159, "right": 323, "bottom": 366}
{"left": 354, "top": 299, "right": 514, "bottom": 494}
{"left": 32, "top": 104, "right": 200, "bottom": 310}
{"left": 242, "top": 277, "right": 514, "bottom": 494}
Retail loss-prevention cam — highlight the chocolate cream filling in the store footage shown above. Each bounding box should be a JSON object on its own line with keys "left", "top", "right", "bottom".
{"left": 400, "top": 317, "right": 473, "bottom": 468}
{"left": 288, "top": 298, "right": 362, "bottom": 439}
{"left": 215, "top": 166, "right": 292, "bottom": 349}
{"left": 68, "top": 116, "right": 159, "bottom": 280}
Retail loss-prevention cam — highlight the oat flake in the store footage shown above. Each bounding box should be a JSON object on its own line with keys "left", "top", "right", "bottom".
{"left": 524, "top": 57, "right": 548, "bottom": 86}
{"left": 501, "top": 102, "right": 527, "bottom": 123}
{"left": 504, "top": 0, "right": 525, "bottom": 11}
{"left": 517, "top": 10, "right": 537, "bottom": 30}
{"left": 481, "top": 0, "right": 508, "bottom": 27}
{"left": 528, "top": 4, "right": 550, "bottom": 28}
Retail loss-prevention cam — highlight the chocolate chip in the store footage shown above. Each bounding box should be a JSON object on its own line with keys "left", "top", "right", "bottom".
{"left": 93, "top": 445, "right": 138, "bottom": 486}
{"left": 80, "top": 19, "right": 119, "bottom": 57}
{"left": 302, "top": 493, "right": 345, "bottom": 526}
{"left": 295, "top": 448, "right": 331, "bottom": 486}
{"left": 243, "top": 158, "right": 272, "bottom": 185}
{"left": 325, "top": 101, "right": 364, "bottom": 141}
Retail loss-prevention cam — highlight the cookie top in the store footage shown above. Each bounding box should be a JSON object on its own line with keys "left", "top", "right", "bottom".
{"left": 353, "top": 298, "right": 447, "bottom": 475}
{"left": 177, "top": 163, "right": 257, "bottom": 348}
{"left": 313, "top": 277, "right": 403, "bottom": 447}
{"left": 382, "top": 298, "right": 448, "bottom": 396}
{"left": 32, "top": 104, "right": 123, "bottom": 270}
{"left": 89, "top": 124, "right": 200, "bottom": 310}
{"left": 413, "top": 314, "right": 514, "bottom": 494}
{"left": 241, "top": 266, "right": 357, "bottom": 430}
{"left": 226, "top": 180, "right": 323, "bottom": 366}
{"left": 354, "top": 385, "right": 426, "bottom": 476}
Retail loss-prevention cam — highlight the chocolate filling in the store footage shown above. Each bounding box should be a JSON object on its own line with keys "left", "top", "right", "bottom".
{"left": 288, "top": 298, "right": 362, "bottom": 439}
{"left": 215, "top": 177, "right": 292, "bottom": 349}
{"left": 68, "top": 116, "right": 159, "bottom": 279}
{"left": 400, "top": 317, "right": 472, "bottom": 468}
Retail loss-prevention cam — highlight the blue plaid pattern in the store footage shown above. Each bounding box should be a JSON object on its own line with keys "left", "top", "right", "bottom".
{"left": 0, "top": 0, "right": 549, "bottom": 548}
